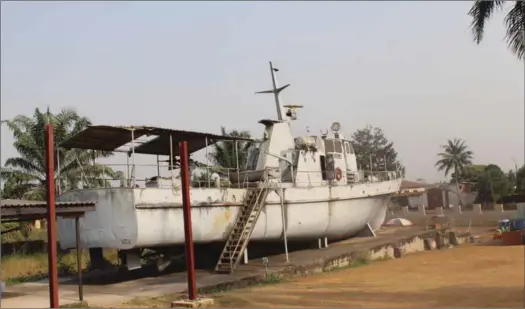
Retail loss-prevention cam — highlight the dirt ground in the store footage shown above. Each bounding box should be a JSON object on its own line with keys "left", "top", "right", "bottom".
{"left": 124, "top": 242, "right": 524, "bottom": 308}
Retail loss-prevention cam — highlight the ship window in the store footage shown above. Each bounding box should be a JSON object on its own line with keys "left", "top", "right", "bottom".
{"left": 325, "top": 139, "right": 343, "bottom": 154}
{"left": 324, "top": 139, "right": 334, "bottom": 153}
{"left": 334, "top": 140, "right": 343, "bottom": 153}
{"left": 320, "top": 155, "right": 327, "bottom": 180}
{"left": 246, "top": 144, "right": 260, "bottom": 170}
{"left": 344, "top": 142, "right": 355, "bottom": 154}
{"left": 291, "top": 150, "right": 299, "bottom": 166}
{"left": 324, "top": 139, "right": 343, "bottom": 153}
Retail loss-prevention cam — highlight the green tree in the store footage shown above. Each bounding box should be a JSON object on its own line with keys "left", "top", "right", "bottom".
{"left": 468, "top": 1, "right": 524, "bottom": 59}
{"left": 1, "top": 172, "right": 35, "bottom": 199}
{"left": 435, "top": 138, "right": 474, "bottom": 205}
{"left": 1, "top": 108, "right": 118, "bottom": 199}
{"left": 507, "top": 169, "right": 517, "bottom": 193}
{"left": 207, "top": 127, "right": 252, "bottom": 170}
{"left": 450, "top": 164, "right": 486, "bottom": 185}
{"left": 515, "top": 165, "right": 525, "bottom": 194}
{"left": 474, "top": 164, "right": 511, "bottom": 204}
{"left": 350, "top": 125, "right": 404, "bottom": 174}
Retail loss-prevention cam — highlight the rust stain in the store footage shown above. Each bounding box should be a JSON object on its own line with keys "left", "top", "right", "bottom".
{"left": 212, "top": 208, "right": 233, "bottom": 232}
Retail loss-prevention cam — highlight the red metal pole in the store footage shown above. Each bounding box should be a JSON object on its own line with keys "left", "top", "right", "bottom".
{"left": 179, "top": 141, "right": 197, "bottom": 300}
{"left": 45, "top": 124, "right": 59, "bottom": 308}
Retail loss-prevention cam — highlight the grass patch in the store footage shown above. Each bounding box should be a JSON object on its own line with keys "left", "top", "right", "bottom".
{"left": 258, "top": 273, "right": 283, "bottom": 285}
{"left": 117, "top": 294, "right": 183, "bottom": 308}
{"left": 1, "top": 224, "right": 48, "bottom": 243}
{"left": 1, "top": 249, "right": 118, "bottom": 285}
{"left": 351, "top": 252, "right": 372, "bottom": 267}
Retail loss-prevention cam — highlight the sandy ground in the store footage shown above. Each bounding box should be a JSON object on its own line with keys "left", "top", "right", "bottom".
{"left": 214, "top": 244, "right": 524, "bottom": 308}
{"left": 124, "top": 242, "right": 524, "bottom": 308}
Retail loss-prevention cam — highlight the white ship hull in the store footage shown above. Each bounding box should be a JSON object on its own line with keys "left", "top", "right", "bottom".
{"left": 57, "top": 178, "right": 402, "bottom": 250}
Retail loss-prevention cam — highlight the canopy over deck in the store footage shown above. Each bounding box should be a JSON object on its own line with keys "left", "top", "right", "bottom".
{"left": 60, "top": 125, "right": 253, "bottom": 156}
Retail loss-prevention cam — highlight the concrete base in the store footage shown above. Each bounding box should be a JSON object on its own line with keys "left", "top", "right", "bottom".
{"left": 171, "top": 298, "right": 215, "bottom": 308}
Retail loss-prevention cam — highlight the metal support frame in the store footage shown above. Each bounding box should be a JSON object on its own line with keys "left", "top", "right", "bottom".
{"left": 56, "top": 146, "right": 61, "bottom": 195}
{"left": 180, "top": 141, "right": 197, "bottom": 300}
{"left": 235, "top": 141, "right": 240, "bottom": 188}
{"left": 243, "top": 248, "right": 249, "bottom": 264}
{"left": 131, "top": 129, "right": 136, "bottom": 188}
{"left": 156, "top": 155, "right": 161, "bottom": 179}
{"left": 126, "top": 155, "right": 130, "bottom": 187}
{"left": 169, "top": 135, "right": 174, "bottom": 182}
{"left": 75, "top": 217, "right": 83, "bottom": 302}
{"left": 280, "top": 188, "right": 289, "bottom": 263}
{"left": 205, "top": 137, "right": 209, "bottom": 188}
{"left": 45, "top": 124, "right": 59, "bottom": 308}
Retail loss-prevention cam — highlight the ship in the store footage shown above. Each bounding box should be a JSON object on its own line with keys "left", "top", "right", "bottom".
{"left": 56, "top": 62, "right": 403, "bottom": 273}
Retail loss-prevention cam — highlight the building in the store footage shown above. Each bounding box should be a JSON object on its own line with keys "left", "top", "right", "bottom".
{"left": 392, "top": 180, "right": 477, "bottom": 210}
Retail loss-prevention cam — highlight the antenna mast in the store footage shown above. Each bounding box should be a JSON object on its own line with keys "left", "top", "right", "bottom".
{"left": 255, "top": 61, "right": 290, "bottom": 121}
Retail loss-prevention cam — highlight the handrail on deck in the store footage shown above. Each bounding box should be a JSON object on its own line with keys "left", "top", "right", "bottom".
{"left": 58, "top": 160, "right": 401, "bottom": 194}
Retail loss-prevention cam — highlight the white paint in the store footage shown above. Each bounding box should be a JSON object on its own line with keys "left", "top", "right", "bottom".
{"left": 57, "top": 178, "right": 400, "bottom": 250}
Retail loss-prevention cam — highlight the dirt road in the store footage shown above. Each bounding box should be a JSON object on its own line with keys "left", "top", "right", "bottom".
{"left": 121, "top": 242, "right": 524, "bottom": 308}
{"left": 210, "top": 243, "right": 524, "bottom": 308}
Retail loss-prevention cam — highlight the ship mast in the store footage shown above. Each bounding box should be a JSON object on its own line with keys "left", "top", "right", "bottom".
{"left": 255, "top": 61, "right": 290, "bottom": 121}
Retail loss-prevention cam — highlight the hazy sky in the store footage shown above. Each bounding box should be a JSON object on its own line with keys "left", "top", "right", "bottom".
{"left": 1, "top": 1, "right": 523, "bottom": 182}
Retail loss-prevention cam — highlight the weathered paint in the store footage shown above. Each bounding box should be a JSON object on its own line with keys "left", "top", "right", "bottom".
{"left": 56, "top": 178, "right": 402, "bottom": 250}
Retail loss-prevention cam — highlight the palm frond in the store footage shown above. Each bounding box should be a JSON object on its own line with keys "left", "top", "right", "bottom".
{"left": 468, "top": 0, "right": 505, "bottom": 43}
{"left": 435, "top": 138, "right": 474, "bottom": 178}
{"left": 503, "top": 1, "right": 525, "bottom": 60}
{"left": 2, "top": 108, "right": 115, "bottom": 197}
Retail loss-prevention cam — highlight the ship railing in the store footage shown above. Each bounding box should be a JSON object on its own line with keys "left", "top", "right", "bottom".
{"left": 57, "top": 162, "right": 174, "bottom": 192}
{"left": 57, "top": 162, "right": 403, "bottom": 194}
{"left": 285, "top": 170, "right": 402, "bottom": 187}
{"left": 57, "top": 162, "right": 273, "bottom": 192}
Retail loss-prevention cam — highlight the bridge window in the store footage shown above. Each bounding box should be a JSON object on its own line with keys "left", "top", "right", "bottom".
{"left": 344, "top": 142, "right": 355, "bottom": 154}
{"left": 334, "top": 140, "right": 342, "bottom": 153}
{"left": 324, "top": 139, "right": 343, "bottom": 154}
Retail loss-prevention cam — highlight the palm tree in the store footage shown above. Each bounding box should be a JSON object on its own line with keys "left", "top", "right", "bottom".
{"left": 186, "top": 127, "right": 253, "bottom": 188}
{"left": 1, "top": 108, "right": 118, "bottom": 200}
{"left": 435, "top": 138, "right": 474, "bottom": 206}
{"left": 468, "top": 1, "right": 524, "bottom": 59}
{"left": 208, "top": 127, "right": 253, "bottom": 170}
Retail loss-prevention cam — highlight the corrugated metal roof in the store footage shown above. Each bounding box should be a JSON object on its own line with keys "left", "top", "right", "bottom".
{"left": 1, "top": 199, "right": 96, "bottom": 222}
{"left": 400, "top": 180, "right": 427, "bottom": 190}
{"left": 60, "top": 125, "right": 253, "bottom": 155}
{"left": 1, "top": 199, "right": 95, "bottom": 208}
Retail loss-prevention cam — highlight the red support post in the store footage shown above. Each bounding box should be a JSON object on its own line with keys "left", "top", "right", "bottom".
{"left": 45, "top": 124, "right": 59, "bottom": 308}
{"left": 179, "top": 141, "right": 197, "bottom": 300}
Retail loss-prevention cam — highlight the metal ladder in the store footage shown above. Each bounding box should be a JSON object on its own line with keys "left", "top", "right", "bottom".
{"left": 215, "top": 178, "right": 270, "bottom": 273}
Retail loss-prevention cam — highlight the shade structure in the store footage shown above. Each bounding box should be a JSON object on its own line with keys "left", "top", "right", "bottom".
{"left": 385, "top": 217, "right": 413, "bottom": 226}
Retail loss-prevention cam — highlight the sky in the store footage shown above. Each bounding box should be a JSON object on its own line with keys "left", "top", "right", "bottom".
{"left": 1, "top": 1, "right": 524, "bottom": 183}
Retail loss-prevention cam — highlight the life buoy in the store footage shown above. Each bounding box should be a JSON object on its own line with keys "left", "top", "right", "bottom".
{"left": 335, "top": 168, "right": 343, "bottom": 181}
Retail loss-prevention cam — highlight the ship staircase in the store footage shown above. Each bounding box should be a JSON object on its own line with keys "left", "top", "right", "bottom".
{"left": 215, "top": 177, "right": 270, "bottom": 274}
